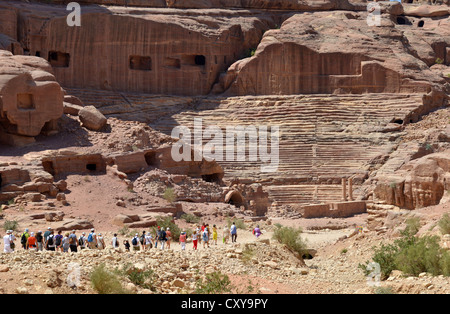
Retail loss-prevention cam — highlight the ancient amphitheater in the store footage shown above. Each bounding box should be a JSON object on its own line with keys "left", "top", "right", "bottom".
{"left": 0, "top": 0, "right": 449, "bottom": 296}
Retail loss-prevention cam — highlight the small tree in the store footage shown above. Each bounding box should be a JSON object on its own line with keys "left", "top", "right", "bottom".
{"left": 90, "top": 264, "right": 130, "bottom": 294}
{"left": 163, "top": 187, "right": 177, "bottom": 203}
{"left": 438, "top": 213, "right": 450, "bottom": 235}
{"left": 195, "top": 271, "right": 232, "bottom": 294}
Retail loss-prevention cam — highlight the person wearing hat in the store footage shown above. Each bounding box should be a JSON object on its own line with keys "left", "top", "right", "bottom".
{"left": 179, "top": 231, "right": 187, "bottom": 251}
{"left": 79, "top": 232, "right": 87, "bottom": 250}
{"left": 20, "top": 228, "right": 30, "bottom": 250}
{"left": 3, "top": 230, "right": 15, "bottom": 253}
{"left": 132, "top": 233, "right": 140, "bottom": 251}
{"left": 87, "top": 228, "right": 97, "bottom": 249}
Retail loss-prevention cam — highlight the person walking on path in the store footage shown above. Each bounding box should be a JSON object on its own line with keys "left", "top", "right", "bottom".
{"left": 43, "top": 227, "right": 52, "bottom": 248}
{"left": 20, "top": 229, "right": 30, "bottom": 250}
{"left": 223, "top": 225, "right": 230, "bottom": 244}
{"left": 62, "top": 233, "right": 70, "bottom": 253}
{"left": 46, "top": 230, "right": 56, "bottom": 251}
{"left": 192, "top": 230, "right": 198, "bottom": 250}
{"left": 166, "top": 228, "right": 172, "bottom": 249}
{"left": 132, "top": 233, "right": 140, "bottom": 251}
{"left": 55, "top": 230, "right": 64, "bottom": 252}
{"left": 140, "top": 231, "right": 146, "bottom": 251}
{"left": 36, "top": 231, "right": 44, "bottom": 251}
{"left": 155, "top": 227, "right": 161, "bottom": 249}
{"left": 212, "top": 225, "right": 218, "bottom": 245}
{"left": 26, "top": 232, "right": 37, "bottom": 251}
{"left": 3, "top": 230, "right": 16, "bottom": 253}
{"left": 112, "top": 234, "right": 120, "bottom": 250}
{"left": 97, "top": 233, "right": 106, "bottom": 250}
{"left": 79, "top": 232, "right": 87, "bottom": 250}
{"left": 69, "top": 230, "right": 78, "bottom": 252}
{"left": 179, "top": 231, "right": 187, "bottom": 251}
{"left": 144, "top": 232, "right": 153, "bottom": 250}
{"left": 230, "top": 222, "right": 237, "bottom": 243}
{"left": 202, "top": 227, "right": 209, "bottom": 249}
{"left": 87, "top": 229, "right": 97, "bottom": 249}
{"left": 253, "top": 225, "right": 263, "bottom": 238}
{"left": 159, "top": 228, "right": 167, "bottom": 250}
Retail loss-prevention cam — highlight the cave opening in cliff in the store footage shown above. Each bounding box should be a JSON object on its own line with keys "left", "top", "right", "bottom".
{"left": 17, "top": 94, "right": 35, "bottom": 110}
{"left": 393, "top": 119, "right": 404, "bottom": 125}
{"left": 86, "top": 163, "right": 97, "bottom": 172}
{"left": 418, "top": 20, "right": 424, "bottom": 28}
{"left": 396, "top": 16, "right": 411, "bottom": 25}
{"left": 42, "top": 161, "right": 55, "bottom": 176}
{"left": 182, "top": 55, "right": 206, "bottom": 67}
{"left": 201, "top": 173, "right": 222, "bottom": 183}
{"left": 48, "top": 51, "right": 70, "bottom": 68}
{"left": 226, "top": 191, "right": 246, "bottom": 208}
{"left": 129, "top": 56, "right": 152, "bottom": 71}
{"left": 145, "top": 151, "right": 158, "bottom": 167}
{"left": 195, "top": 55, "right": 206, "bottom": 66}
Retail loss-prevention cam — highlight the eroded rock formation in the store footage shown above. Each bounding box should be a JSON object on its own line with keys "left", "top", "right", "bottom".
{"left": 0, "top": 51, "right": 64, "bottom": 145}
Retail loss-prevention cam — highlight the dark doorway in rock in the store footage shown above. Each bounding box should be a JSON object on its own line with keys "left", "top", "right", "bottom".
{"left": 48, "top": 51, "right": 70, "bottom": 68}
{"left": 86, "top": 163, "right": 97, "bottom": 172}
{"left": 195, "top": 55, "right": 206, "bottom": 66}
{"left": 396, "top": 16, "right": 410, "bottom": 25}
{"left": 226, "top": 191, "right": 246, "bottom": 208}
{"left": 145, "top": 152, "right": 158, "bottom": 167}
{"left": 418, "top": 20, "right": 424, "bottom": 28}
{"left": 42, "top": 161, "right": 55, "bottom": 176}
{"left": 202, "top": 173, "right": 222, "bottom": 183}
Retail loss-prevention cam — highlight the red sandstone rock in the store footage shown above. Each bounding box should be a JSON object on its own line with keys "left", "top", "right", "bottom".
{"left": 0, "top": 51, "right": 64, "bottom": 142}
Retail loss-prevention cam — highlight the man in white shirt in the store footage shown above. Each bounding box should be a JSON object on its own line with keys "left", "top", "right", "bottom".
{"left": 3, "top": 230, "right": 16, "bottom": 253}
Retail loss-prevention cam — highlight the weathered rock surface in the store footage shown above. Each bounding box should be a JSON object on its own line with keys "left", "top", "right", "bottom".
{"left": 0, "top": 50, "right": 64, "bottom": 144}
{"left": 374, "top": 151, "right": 450, "bottom": 209}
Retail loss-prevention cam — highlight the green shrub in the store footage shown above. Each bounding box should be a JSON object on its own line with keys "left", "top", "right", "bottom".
{"left": 195, "top": 271, "right": 232, "bottom": 294}
{"left": 90, "top": 264, "right": 130, "bottom": 294}
{"left": 240, "top": 246, "right": 256, "bottom": 264}
{"left": 119, "top": 263, "right": 155, "bottom": 290}
{"left": 226, "top": 218, "right": 246, "bottom": 230}
{"left": 403, "top": 217, "right": 421, "bottom": 236}
{"left": 151, "top": 216, "right": 181, "bottom": 242}
{"left": 163, "top": 187, "right": 177, "bottom": 203}
{"left": 435, "top": 57, "right": 444, "bottom": 64}
{"left": 180, "top": 213, "right": 200, "bottom": 224}
{"left": 361, "top": 233, "right": 450, "bottom": 279}
{"left": 438, "top": 213, "right": 450, "bottom": 235}
{"left": 359, "top": 242, "right": 398, "bottom": 280}
{"left": 3, "top": 220, "right": 18, "bottom": 232}
{"left": 272, "top": 224, "right": 308, "bottom": 258}
{"left": 394, "top": 235, "right": 442, "bottom": 276}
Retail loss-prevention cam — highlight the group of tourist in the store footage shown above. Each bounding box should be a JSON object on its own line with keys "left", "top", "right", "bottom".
{"left": 2, "top": 221, "right": 263, "bottom": 253}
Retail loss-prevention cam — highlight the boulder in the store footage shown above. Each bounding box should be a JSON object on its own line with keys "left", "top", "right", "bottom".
{"left": 78, "top": 106, "right": 107, "bottom": 131}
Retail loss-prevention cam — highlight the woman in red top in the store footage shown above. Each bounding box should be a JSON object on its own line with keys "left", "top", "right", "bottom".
{"left": 27, "top": 232, "right": 37, "bottom": 251}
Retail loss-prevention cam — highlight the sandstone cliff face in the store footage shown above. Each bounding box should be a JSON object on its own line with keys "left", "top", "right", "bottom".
{"left": 374, "top": 151, "right": 450, "bottom": 209}
{"left": 0, "top": 50, "right": 64, "bottom": 143}
{"left": 216, "top": 7, "right": 449, "bottom": 96}
{"left": 1, "top": 1, "right": 272, "bottom": 95}
{"left": 2, "top": 1, "right": 448, "bottom": 97}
